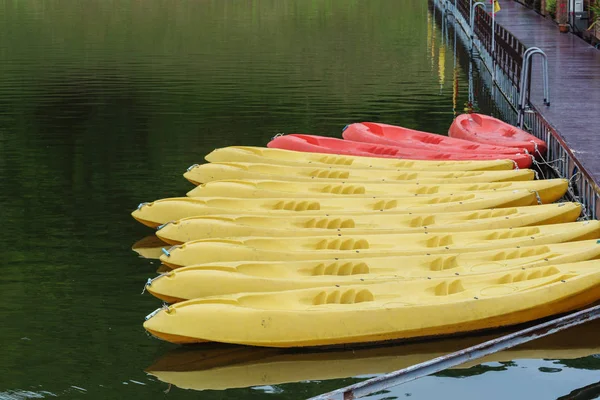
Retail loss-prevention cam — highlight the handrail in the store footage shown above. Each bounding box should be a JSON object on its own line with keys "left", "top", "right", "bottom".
{"left": 470, "top": 1, "right": 486, "bottom": 53}
{"left": 517, "top": 47, "right": 550, "bottom": 128}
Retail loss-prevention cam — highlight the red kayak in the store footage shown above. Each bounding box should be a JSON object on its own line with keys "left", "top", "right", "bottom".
{"left": 449, "top": 113, "right": 547, "bottom": 155}
{"left": 267, "top": 134, "right": 533, "bottom": 168}
{"left": 342, "top": 122, "right": 525, "bottom": 154}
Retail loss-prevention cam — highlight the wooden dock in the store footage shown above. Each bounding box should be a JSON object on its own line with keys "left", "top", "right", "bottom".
{"left": 495, "top": 1, "right": 600, "bottom": 187}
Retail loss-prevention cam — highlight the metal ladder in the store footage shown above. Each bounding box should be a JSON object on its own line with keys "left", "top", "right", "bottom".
{"left": 469, "top": 1, "right": 486, "bottom": 55}
{"left": 517, "top": 47, "right": 550, "bottom": 128}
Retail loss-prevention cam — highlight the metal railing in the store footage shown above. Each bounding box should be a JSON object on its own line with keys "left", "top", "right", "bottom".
{"left": 517, "top": 47, "right": 550, "bottom": 127}
{"left": 435, "top": 0, "right": 599, "bottom": 219}
{"left": 454, "top": 0, "right": 525, "bottom": 88}
{"left": 523, "top": 108, "right": 599, "bottom": 218}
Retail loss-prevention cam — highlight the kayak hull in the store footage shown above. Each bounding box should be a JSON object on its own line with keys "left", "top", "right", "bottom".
{"left": 146, "top": 239, "right": 600, "bottom": 301}
{"left": 449, "top": 114, "right": 548, "bottom": 155}
{"left": 143, "top": 261, "right": 600, "bottom": 346}
{"left": 158, "top": 221, "right": 600, "bottom": 268}
{"left": 186, "top": 178, "right": 568, "bottom": 204}
{"left": 183, "top": 162, "right": 535, "bottom": 186}
{"left": 155, "top": 203, "right": 581, "bottom": 245}
{"left": 342, "top": 122, "right": 526, "bottom": 154}
{"left": 132, "top": 190, "right": 539, "bottom": 228}
{"left": 268, "top": 134, "right": 533, "bottom": 168}
{"left": 205, "top": 146, "right": 516, "bottom": 171}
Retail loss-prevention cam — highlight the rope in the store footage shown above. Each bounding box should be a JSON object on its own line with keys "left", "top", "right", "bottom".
{"left": 568, "top": 171, "right": 582, "bottom": 186}
{"left": 156, "top": 221, "right": 173, "bottom": 231}
{"left": 530, "top": 141, "right": 542, "bottom": 159}
{"left": 271, "top": 133, "right": 285, "bottom": 140}
{"left": 578, "top": 202, "right": 590, "bottom": 221}
{"left": 530, "top": 190, "right": 543, "bottom": 205}
{"left": 187, "top": 164, "right": 199, "bottom": 172}
{"left": 531, "top": 147, "right": 564, "bottom": 181}
{"left": 145, "top": 304, "right": 169, "bottom": 321}
{"left": 137, "top": 202, "right": 149, "bottom": 210}
{"left": 534, "top": 157, "right": 565, "bottom": 167}
{"left": 565, "top": 171, "right": 590, "bottom": 220}
{"left": 141, "top": 278, "right": 152, "bottom": 295}
{"left": 141, "top": 272, "right": 172, "bottom": 294}
{"left": 533, "top": 160, "right": 546, "bottom": 180}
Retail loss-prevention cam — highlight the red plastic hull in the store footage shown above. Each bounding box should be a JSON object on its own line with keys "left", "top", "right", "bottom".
{"left": 267, "top": 134, "right": 532, "bottom": 169}
{"left": 449, "top": 113, "right": 547, "bottom": 155}
{"left": 342, "top": 122, "right": 524, "bottom": 154}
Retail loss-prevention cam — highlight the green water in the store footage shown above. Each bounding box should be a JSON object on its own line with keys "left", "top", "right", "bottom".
{"left": 1, "top": 1, "right": 599, "bottom": 399}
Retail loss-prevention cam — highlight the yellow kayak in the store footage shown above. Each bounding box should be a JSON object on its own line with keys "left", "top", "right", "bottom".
{"left": 146, "top": 320, "right": 600, "bottom": 390}
{"left": 146, "top": 239, "right": 600, "bottom": 302}
{"left": 187, "top": 178, "right": 567, "bottom": 203}
{"left": 143, "top": 260, "right": 600, "bottom": 346}
{"left": 184, "top": 162, "right": 535, "bottom": 185}
{"left": 204, "top": 146, "right": 515, "bottom": 171}
{"left": 133, "top": 190, "right": 539, "bottom": 228}
{"left": 159, "top": 221, "right": 600, "bottom": 268}
{"left": 156, "top": 203, "right": 581, "bottom": 244}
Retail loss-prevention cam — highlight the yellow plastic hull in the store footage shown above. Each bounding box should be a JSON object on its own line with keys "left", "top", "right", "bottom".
{"left": 143, "top": 261, "right": 600, "bottom": 346}
{"left": 146, "top": 320, "right": 600, "bottom": 390}
{"left": 187, "top": 178, "right": 567, "bottom": 203}
{"left": 204, "top": 146, "right": 515, "bottom": 171}
{"left": 146, "top": 240, "right": 600, "bottom": 302}
{"left": 159, "top": 221, "right": 600, "bottom": 268}
{"left": 156, "top": 203, "right": 581, "bottom": 244}
{"left": 184, "top": 162, "right": 534, "bottom": 185}
{"left": 132, "top": 190, "right": 539, "bottom": 228}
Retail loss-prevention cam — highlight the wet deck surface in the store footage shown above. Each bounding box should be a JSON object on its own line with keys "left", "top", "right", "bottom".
{"left": 495, "top": 1, "right": 600, "bottom": 184}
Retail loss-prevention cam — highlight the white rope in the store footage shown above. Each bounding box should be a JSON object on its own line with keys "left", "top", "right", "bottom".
{"left": 156, "top": 221, "right": 173, "bottom": 231}
{"left": 530, "top": 190, "right": 543, "bottom": 205}
{"left": 533, "top": 160, "right": 546, "bottom": 180}
{"left": 578, "top": 202, "right": 590, "bottom": 221}
{"left": 141, "top": 278, "right": 152, "bottom": 295}
{"left": 568, "top": 171, "right": 582, "bottom": 186}
{"left": 141, "top": 272, "right": 172, "bottom": 294}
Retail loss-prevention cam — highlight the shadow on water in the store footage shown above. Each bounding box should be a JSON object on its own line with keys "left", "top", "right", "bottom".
{"left": 145, "top": 320, "right": 600, "bottom": 393}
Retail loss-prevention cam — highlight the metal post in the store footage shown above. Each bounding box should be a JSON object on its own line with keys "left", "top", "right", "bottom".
{"left": 491, "top": 2, "right": 496, "bottom": 81}
{"left": 468, "top": 60, "right": 474, "bottom": 107}
{"left": 469, "top": 0, "right": 473, "bottom": 32}
{"left": 470, "top": 2, "right": 486, "bottom": 54}
{"left": 309, "top": 304, "right": 600, "bottom": 400}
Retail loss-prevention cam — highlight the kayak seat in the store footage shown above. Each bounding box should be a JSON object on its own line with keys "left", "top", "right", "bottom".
{"left": 501, "top": 128, "right": 518, "bottom": 138}
{"left": 311, "top": 261, "right": 370, "bottom": 276}
{"left": 312, "top": 289, "right": 375, "bottom": 305}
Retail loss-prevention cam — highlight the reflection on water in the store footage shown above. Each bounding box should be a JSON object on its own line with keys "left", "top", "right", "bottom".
{"left": 132, "top": 235, "right": 170, "bottom": 260}
{"left": 0, "top": 0, "right": 598, "bottom": 399}
{"left": 146, "top": 320, "right": 600, "bottom": 392}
